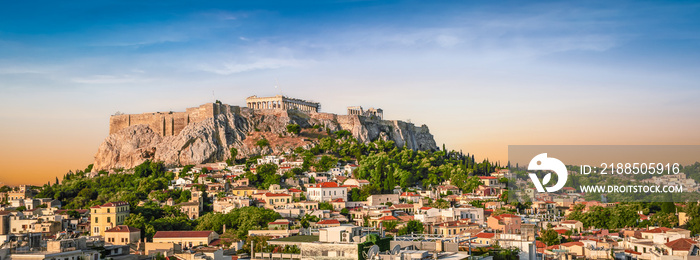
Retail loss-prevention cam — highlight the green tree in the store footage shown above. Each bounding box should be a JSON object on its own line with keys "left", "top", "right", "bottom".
{"left": 256, "top": 138, "right": 270, "bottom": 148}
{"left": 195, "top": 207, "right": 281, "bottom": 239}
{"left": 451, "top": 174, "right": 481, "bottom": 193}
{"left": 226, "top": 148, "right": 239, "bottom": 166}
{"left": 286, "top": 124, "right": 301, "bottom": 135}
{"left": 318, "top": 202, "right": 334, "bottom": 211}
{"left": 398, "top": 220, "right": 424, "bottom": 235}
{"left": 382, "top": 220, "right": 399, "bottom": 231}
{"left": 250, "top": 163, "right": 280, "bottom": 189}
{"left": 685, "top": 202, "right": 700, "bottom": 235}
{"left": 316, "top": 155, "right": 338, "bottom": 172}
{"left": 540, "top": 228, "right": 560, "bottom": 246}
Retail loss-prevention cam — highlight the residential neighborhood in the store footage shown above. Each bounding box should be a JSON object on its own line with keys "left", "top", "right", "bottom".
{"left": 1, "top": 151, "right": 699, "bottom": 260}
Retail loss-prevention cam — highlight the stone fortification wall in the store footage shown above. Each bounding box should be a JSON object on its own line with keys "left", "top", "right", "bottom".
{"left": 109, "top": 103, "right": 240, "bottom": 136}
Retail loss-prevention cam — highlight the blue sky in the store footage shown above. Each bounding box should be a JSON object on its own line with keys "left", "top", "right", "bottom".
{"left": 1, "top": 0, "right": 700, "bottom": 184}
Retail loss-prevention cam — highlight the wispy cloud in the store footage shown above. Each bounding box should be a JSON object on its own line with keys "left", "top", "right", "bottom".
{"left": 71, "top": 74, "right": 154, "bottom": 84}
{"left": 196, "top": 58, "right": 312, "bottom": 75}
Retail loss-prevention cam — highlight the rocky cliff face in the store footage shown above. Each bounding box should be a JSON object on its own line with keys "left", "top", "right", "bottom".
{"left": 93, "top": 106, "right": 438, "bottom": 171}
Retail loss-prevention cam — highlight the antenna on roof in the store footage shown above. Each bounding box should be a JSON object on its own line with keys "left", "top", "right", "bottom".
{"left": 390, "top": 245, "right": 401, "bottom": 255}
{"left": 364, "top": 245, "right": 379, "bottom": 260}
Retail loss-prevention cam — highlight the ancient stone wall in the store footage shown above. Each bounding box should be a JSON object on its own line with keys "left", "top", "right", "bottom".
{"left": 109, "top": 103, "right": 236, "bottom": 136}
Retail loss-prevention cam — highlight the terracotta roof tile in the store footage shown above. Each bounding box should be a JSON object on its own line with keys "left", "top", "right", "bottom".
{"left": 310, "top": 182, "right": 339, "bottom": 188}
{"left": 665, "top": 238, "right": 697, "bottom": 251}
{"left": 475, "top": 232, "right": 496, "bottom": 238}
{"left": 317, "top": 219, "right": 340, "bottom": 225}
{"left": 105, "top": 225, "right": 141, "bottom": 233}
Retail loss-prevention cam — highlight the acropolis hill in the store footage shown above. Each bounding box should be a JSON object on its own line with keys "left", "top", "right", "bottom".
{"left": 95, "top": 95, "right": 437, "bottom": 171}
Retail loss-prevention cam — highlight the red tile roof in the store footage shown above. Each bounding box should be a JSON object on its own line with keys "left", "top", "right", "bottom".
{"left": 153, "top": 231, "right": 214, "bottom": 238}
{"left": 665, "top": 238, "right": 697, "bottom": 251}
{"left": 624, "top": 249, "right": 642, "bottom": 255}
{"left": 479, "top": 176, "right": 497, "bottom": 179}
{"left": 475, "top": 232, "right": 496, "bottom": 238}
{"left": 400, "top": 192, "right": 421, "bottom": 197}
{"left": 379, "top": 216, "right": 398, "bottom": 221}
{"left": 554, "top": 229, "right": 568, "bottom": 235}
{"left": 288, "top": 188, "right": 303, "bottom": 193}
{"left": 392, "top": 204, "right": 414, "bottom": 209}
{"left": 264, "top": 193, "right": 291, "bottom": 197}
{"left": 545, "top": 245, "right": 561, "bottom": 250}
{"left": 105, "top": 225, "right": 141, "bottom": 233}
{"left": 309, "top": 182, "right": 339, "bottom": 188}
{"left": 317, "top": 219, "right": 340, "bottom": 225}
{"left": 331, "top": 198, "right": 345, "bottom": 202}
{"left": 646, "top": 227, "right": 672, "bottom": 233}
{"left": 560, "top": 242, "right": 584, "bottom": 247}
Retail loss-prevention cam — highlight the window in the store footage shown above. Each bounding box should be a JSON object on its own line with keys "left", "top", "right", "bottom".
{"left": 107, "top": 217, "right": 111, "bottom": 223}
{"left": 107, "top": 209, "right": 110, "bottom": 213}
{"left": 95, "top": 217, "right": 98, "bottom": 223}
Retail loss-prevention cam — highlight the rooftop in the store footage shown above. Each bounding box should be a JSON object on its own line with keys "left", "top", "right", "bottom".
{"left": 271, "top": 235, "right": 319, "bottom": 243}
{"left": 665, "top": 238, "right": 697, "bottom": 251}
{"left": 309, "top": 182, "right": 340, "bottom": 188}
{"left": 153, "top": 231, "right": 214, "bottom": 238}
{"left": 105, "top": 225, "right": 141, "bottom": 233}
{"left": 90, "top": 201, "right": 128, "bottom": 208}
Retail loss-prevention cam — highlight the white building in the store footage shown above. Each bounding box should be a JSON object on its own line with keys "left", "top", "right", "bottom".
{"left": 257, "top": 156, "right": 282, "bottom": 165}
{"left": 306, "top": 182, "right": 347, "bottom": 202}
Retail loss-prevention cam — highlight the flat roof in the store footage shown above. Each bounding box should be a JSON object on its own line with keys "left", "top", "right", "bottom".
{"left": 270, "top": 235, "right": 319, "bottom": 243}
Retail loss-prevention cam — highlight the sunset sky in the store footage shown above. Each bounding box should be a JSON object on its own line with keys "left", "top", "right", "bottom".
{"left": 1, "top": 1, "right": 700, "bottom": 186}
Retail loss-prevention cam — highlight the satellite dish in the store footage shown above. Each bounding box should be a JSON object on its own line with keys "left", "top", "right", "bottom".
{"left": 366, "top": 245, "right": 379, "bottom": 259}
{"left": 390, "top": 245, "right": 401, "bottom": 255}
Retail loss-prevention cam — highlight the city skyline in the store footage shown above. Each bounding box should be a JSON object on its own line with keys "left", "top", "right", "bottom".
{"left": 2, "top": 0, "right": 700, "bottom": 185}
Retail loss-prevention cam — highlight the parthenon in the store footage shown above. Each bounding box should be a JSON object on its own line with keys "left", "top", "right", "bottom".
{"left": 245, "top": 95, "right": 320, "bottom": 112}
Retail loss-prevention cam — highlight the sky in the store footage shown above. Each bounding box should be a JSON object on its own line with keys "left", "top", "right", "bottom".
{"left": 1, "top": 0, "right": 700, "bottom": 186}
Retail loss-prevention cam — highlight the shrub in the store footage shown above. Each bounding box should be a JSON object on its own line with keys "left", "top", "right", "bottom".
{"left": 256, "top": 138, "right": 270, "bottom": 147}
{"left": 286, "top": 124, "right": 301, "bottom": 135}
